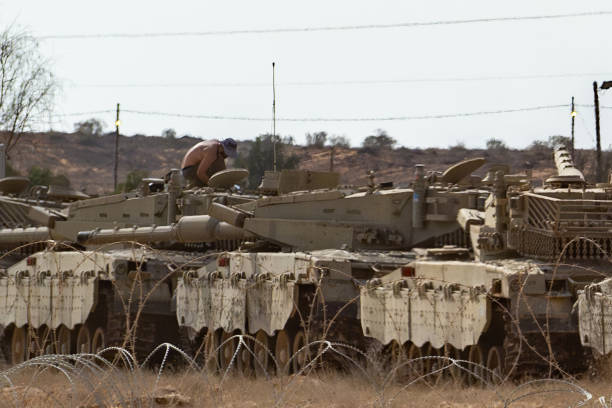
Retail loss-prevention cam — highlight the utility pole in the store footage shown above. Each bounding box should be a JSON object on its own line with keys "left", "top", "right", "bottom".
{"left": 330, "top": 145, "right": 335, "bottom": 172}
{"left": 114, "top": 103, "right": 120, "bottom": 191}
{"left": 571, "top": 96, "right": 575, "bottom": 157}
{"left": 594, "top": 82, "right": 602, "bottom": 182}
{"left": 272, "top": 62, "right": 277, "bottom": 172}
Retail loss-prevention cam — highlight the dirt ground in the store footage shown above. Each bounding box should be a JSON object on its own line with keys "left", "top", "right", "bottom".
{"left": 1, "top": 368, "right": 610, "bottom": 408}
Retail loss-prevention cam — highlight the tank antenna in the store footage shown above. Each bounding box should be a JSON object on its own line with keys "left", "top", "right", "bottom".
{"left": 272, "top": 62, "right": 277, "bottom": 172}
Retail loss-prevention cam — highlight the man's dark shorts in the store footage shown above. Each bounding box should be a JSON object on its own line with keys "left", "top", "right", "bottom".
{"left": 181, "top": 165, "right": 205, "bottom": 187}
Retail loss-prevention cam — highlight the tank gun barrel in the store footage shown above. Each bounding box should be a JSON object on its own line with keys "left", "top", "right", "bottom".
{"left": 554, "top": 146, "right": 584, "bottom": 182}
{"left": 76, "top": 215, "right": 247, "bottom": 245}
{"left": 0, "top": 227, "right": 52, "bottom": 247}
{"left": 544, "top": 145, "right": 585, "bottom": 186}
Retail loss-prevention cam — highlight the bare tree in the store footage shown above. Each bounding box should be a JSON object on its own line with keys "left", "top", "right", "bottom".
{"left": 0, "top": 26, "right": 57, "bottom": 155}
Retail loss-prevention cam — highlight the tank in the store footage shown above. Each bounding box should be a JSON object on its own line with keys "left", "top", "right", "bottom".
{"left": 145, "top": 159, "right": 498, "bottom": 376}
{"left": 360, "top": 145, "right": 612, "bottom": 379}
{"left": 0, "top": 168, "right": 258, "bottom": 365}
{"left": 156, "top": 148, "right": 612, "bottom": 380}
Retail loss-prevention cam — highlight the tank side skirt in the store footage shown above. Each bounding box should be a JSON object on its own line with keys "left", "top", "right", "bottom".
{"left": 360, "top": 283, "right": 489, "bottom": 350}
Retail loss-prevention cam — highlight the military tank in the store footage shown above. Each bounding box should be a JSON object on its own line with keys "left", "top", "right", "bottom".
{"left": 87, "top": 147, "right": 609, "bottom": 380}
{"left": 361, "top": 146, "right": 612, "bottom": 380}
{"left": 78, "top": 160, "right": 495, "bottom": 375}
{"left": 0, "top": 168, "right": 256, "bottom": 365}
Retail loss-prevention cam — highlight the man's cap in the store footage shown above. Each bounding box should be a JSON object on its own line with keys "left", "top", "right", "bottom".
{"left": 221, "top": 138, "right": 238, "bottom": 158}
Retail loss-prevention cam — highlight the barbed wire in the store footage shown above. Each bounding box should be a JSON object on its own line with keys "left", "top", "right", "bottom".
{"left": 37, "top": 10, "right": 612, "bottom": 40}
{"left": 0, "top": 340, "right": 600, "bottom": 408}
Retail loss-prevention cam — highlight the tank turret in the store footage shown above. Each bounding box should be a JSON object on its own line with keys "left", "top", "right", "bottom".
{"left": 75, "top": 161, "right": 490, "bottom": 252}
{"left": 204, "top": 159, "right": 489, "bottom": 252}
{"left": 0, "top": 168, "right": 256, "bottom": 253}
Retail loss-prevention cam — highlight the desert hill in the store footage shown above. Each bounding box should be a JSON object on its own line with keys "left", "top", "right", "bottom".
{"left": 4, "top": 131, "right": 598, "bottom": 195}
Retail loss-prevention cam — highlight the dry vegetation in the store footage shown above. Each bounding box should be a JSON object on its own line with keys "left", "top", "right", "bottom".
{"left": 5, "top": 131, "right": 590, "bottom": 194}
{"left": 1, "top": 352, "right": 611, "bottom": 408}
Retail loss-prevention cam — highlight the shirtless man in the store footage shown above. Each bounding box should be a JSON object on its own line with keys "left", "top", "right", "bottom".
{"left": 181, "top": 138, "right": 237, "bottom": 187}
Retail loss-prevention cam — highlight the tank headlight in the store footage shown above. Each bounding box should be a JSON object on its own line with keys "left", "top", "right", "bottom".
{"left": 401, "top": 266, "right": 414, "bottom": 277}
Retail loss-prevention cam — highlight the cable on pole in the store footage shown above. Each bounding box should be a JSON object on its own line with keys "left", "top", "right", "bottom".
{"left": 37, "top": 11, "right": 612, "bottom": 40}
{"left": 68, "top": 72, "right": 612, "bottom": 89}
{"left": 119, "top": 104, "right": 568, "bottom": 122}
{"left": 54, "top": 110, "right": 114, "bottom": 117}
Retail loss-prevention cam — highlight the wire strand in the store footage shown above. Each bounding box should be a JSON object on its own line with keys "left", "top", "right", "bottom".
{"left": 54, "top": 110, "right": 115, "bottom": 117}
{"left": 66, "top": 72, "right": 612, "bottom": 89}
{"left": 118, "top": 104, "right": 567, "bottom": 122}
{"left": 37, "top": 10, "right": 612, "bottom": 40}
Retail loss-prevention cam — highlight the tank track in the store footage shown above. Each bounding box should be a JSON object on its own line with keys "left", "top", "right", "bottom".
{"left": 101, "top": 284, "right": 175, "bottom": 365}
{"left": 502, "top": 309, "right": 588, "bottom": 378}
{"left": 0, "top": 325, "right": 7, "bottom": 365}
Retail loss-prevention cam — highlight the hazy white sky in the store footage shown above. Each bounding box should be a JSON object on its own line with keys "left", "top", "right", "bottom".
{"left": 1, "top": 0, "right": 611, "bottom": 148}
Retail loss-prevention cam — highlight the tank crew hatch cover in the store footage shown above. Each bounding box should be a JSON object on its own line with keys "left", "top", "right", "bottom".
{"left": 0, "top": 177, "right": 30, "bottom": 195}
{"left": 440, "top": 158, "right": 486, "bottom": 184}
{"left": 209, "top": 168, "right": 249, "bottom": 189}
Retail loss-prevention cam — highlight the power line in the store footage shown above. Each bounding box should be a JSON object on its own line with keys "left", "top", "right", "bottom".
{"left": 119, "top": 104, "right": 567, "bottom": 122}
{"left": 54, "top": 110, "right": 114, "bottom": 117}
{"left": 576, "top": 104, "right": 612, "bottom": 110}
{"left": 38, "top": 10, "right": 612, "bottom": 40}
{"left": 67, "top": 72, "right": 612, "bottom": 89}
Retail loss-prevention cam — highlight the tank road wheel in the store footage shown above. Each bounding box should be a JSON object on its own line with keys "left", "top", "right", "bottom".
{"left": 236, "top": 334, "right": 254, "bottom": 377}
{"left": 389, "top": 340, "right": 408, "bottom": 382}
{"left": 76, "top": 325, "right": 91, "bottom": 354}
{"left": 486, "top": 346, "right": 505, "bottom": 385}
{"left": 424, "top": 345, "right": 443, "bottom": 385}
{"left": 204, "top": 329, "right": 221, "bottom": 374}
{"left": 56, "top": 326, "right": 72, "bottom": 355}
{"left": 274, "top": 329, "right": 292, "bottom": 376}
{"left": 443, "top": 344, "right": 464, "bottom": 383}
{"left": 406, "top": 343, "right": 424, "bottom": 380}
{"left": 466, "top": 344, "right": 484, "bottom": 386}
{"left": 24, "top": 327, "right": 35, "bottom": 359}
{"left": 39, "top": 326, "right": 53, "bottom": 356}
{"left": 292, "top": 330, "right": 310, "bottom": 374}
{"left": 254, "top": 330, "right": 272, "bottom": 379}
{"left": 10, "top": 326, "right": 26, "bottom": 365}
{"left": 219, "top": 330, "right": 237, "bottom": 372}
{"left": 91, "top": 327, "right": 106, "bottom": 354}
{"left": 28, "top": 326, "right": 52, "bottom": 357}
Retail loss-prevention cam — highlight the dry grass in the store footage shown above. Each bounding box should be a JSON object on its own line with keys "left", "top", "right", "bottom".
{"left": 1, "top": 368, "right": 611, "bottom": 407}
{"left": 1, "top": 343, "right": 611, "bottom": 408}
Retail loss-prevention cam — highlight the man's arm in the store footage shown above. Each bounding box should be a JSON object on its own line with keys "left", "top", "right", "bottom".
{"left": 196, "top": 144, "right": 219, "bottom": 184}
